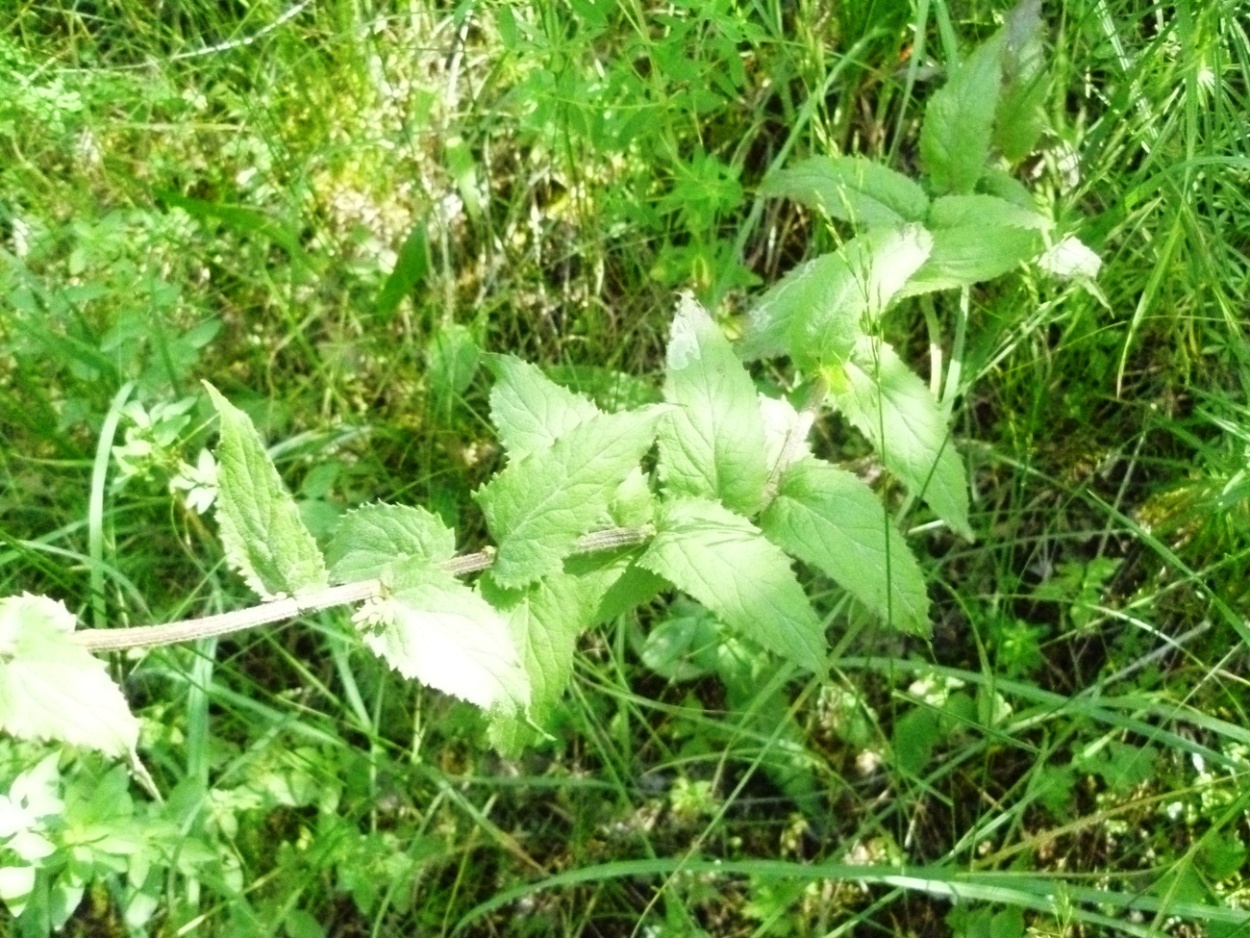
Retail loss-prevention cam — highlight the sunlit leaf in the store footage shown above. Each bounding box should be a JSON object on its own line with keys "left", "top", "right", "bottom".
{"left": 761, "top": 154, "right": 930, "bottom": 227}
{"left": 485, "top": 354, "right": 601, "bottom": 460}
{"left": 920, "top": 32, "right": 1005, "bottom": 195}
{"left": 327, "top": 503, "right": 456, "bottom": 584}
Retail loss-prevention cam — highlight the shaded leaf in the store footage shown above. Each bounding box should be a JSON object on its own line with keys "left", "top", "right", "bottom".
{"left": 900, "top": 225, "right": 1042, "bottom": 297}
{"left": 376, "top": 222, "right": 429, "bottom": 321}
{"left": 760, "top": 154, "right": 929, "bottom": 227}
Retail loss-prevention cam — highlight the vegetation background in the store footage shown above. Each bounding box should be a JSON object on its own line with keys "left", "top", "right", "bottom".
{"left": 2, "top": 0, "right": 1249, "bottom": 935}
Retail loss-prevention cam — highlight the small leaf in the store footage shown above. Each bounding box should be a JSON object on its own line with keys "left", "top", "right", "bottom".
{"left": 891, "top": 705, "right": 941, "bottom": 775}
{"left": 327, "top": 503, "right": 456, "bottom": 584}
{"left": 476, "top": 407, "right": 665, "bottom": 588}
{"left": 639, "top": 497, "right": 826, "bottom": 672}
{"left": 0, "top": 594, "right": 139, "bottom": 759}
{"left": 355, "top": 564, "right": 528, "bottom": 712}
{"left": 831, "top": 339, "right": 972, "bottom": 540}
{"left": 427, "top": 322, "right": 481, "bottom": 415}
{"left": 920, "top": 32, "right": 1005, "bottom": 195}
{"left": 927, "top": 194, "right": 1050, "bottom": 231}
{"left": 761, "top": 458, "right": 931, "bottom": 635}
{"left": 900, "top": 224, "right": 1042, "bottom": 297}
{"left": 485, "top": 354, "right": 601, "bottom": 461}
{"left": 760, "top": 154, "right": 930, "bottom": 227}
{"left": 376, "top": 221, "right": 430, "bottom": 321}
{"left": 657, "top": 292, "right": 769, "bottom": 514}
{"left": 204, "top": 382, "right": 329, "bottom": 599}
{"left": 545, "top": 364, "right": 662, "bottom": 412}
{"left": 641, "top": 603, "right": 722, "bottom": 681}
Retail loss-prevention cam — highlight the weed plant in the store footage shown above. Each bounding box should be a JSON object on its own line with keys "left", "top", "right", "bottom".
{"left": 2, "top": 1, "right": 1250, "bottom": 936}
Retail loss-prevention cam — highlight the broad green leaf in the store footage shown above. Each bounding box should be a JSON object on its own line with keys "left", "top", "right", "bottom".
{"left": 995, "top": 0, "right": 1048, "bottom": 163}
{"left": 760, "top": 458, "right": 930, "bottom": 636}
{"left": 476, "top": 407, "right": 665, "bottom": 588}
{"left": 638, "top": 497, "right": 826, "bottom": 672}
{"left": 427, "top": 322, "right": 481, "bottom": 415}
{"left": 927, "top": 195, "right": 1049, "bottom": 232}
{"left": 204, "top": 383, "right": 329, "bottom": 599}
{"left": 760, "top": 155, "right": 930, "bottom": 227}
{"left": 743, "top": 227, "right": 932, "bottom": 364}
{"left": 899, "top": 224, "right": 1042, "bottom": 297}
{"left": 0, "top": 594, "right": 139, "bottom": 759}
{"left": 485, "top": 354, "right": 601, "bottom": 460}
{"left": 482, "top": 571, "right": 606, "bottom": 752}
{"left": 376, "top": 221, "right": 429, "bottom": 321}
{"left": 641, "top": 602, "right": 723, "bottom": 681}
{"left": 920, "top": 32, "right": 1005, "bottom": 195}
{"left": 355, "top": 564, "right": 528, "bottom": 712}
{"left": 657, "top": 293, "right": 769, "bottom": 514}
{"left": 327, "top": 504, "right": 456, "bottom": 584}
{"left": 831, "top": 339, "right": 972, "bottom": 540}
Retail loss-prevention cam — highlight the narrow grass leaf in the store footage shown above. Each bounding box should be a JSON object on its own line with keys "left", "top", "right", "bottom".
{"left": 358, "top": 564, "right": 528, "bottom": 713}
{"left": 831, "top": 340, "right": 972, "bottom": 540}
{"left": 657, "top": 292, "right": 769, "bottom": 514}
{"left": 204, "top": 382, "right": 329, "bottom": 599}
{"left": 376, "top": 221, "right": 429, "bottom": 321}
{"left": 476, "top": 407, "right": 665, "bottom": 588}
{"left": 639, "top": 497, "right": 826, "bottom": 672}
{"left": 0, "top": 594, "right": 139, "bottom": 759}
{"left": 761, "top": 457, "right": 931, "bottom": 635}
{"left": 327, "top": 503, "right": 456, "bottom": 584}
{"left": 900, "top": 224, "right": 1042, "bottom": 297}
{"left": 760, "top": 154, "right": 930, "bottom": 227}
{"left": 920, "top": 32, "right": 1005, "bottom": 195}
{"left": 485, "top": 354, "right": 601, "bottom": 460}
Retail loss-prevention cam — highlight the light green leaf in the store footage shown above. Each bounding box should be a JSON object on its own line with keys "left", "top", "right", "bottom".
{"left": 760, "top": 154, "right": 930, "bottom": 227}
{"left": 485, "top": 354, "right": 600, "bottom": 461}
{"left": 427, "top": 322, "right": 481, "bottom": 414}
{"left": 327, "top": 503, "right": 456, "bottom": 584}
{"left": 476, "top": 407, "right": 665, "bottom": 588}
{"left": 743, "top": 227, "right": 932, "bottom": 364}
{"left": 920, "top": 32, "right": 1005, "bottom": 195}
{"left": 761, "top": 458, "right": 931, "bottom": 635}
{"left": 927, "top": 195, "right": 1050, "bottom": 232}
{"left": 830, "top": 340, "right": 972, "bottom": 540}
{"left": 356, "top": 564, "right": 528, "bottom": 712}
{"left": 995, "top": 0, "right": 1048, "bottom": 163}
{"left": 545, "top": 363, "right": 662, "bottom": 412}
{"left": 657, "top": 292, "right": 769, "bottom": 514}
{"left": 566, "top": 549, "right": 668, "bottom": 624}
{"left": 900, "top": 224, "right": 1042, "bottom": 297}
{"left": 0, "top": 594, "right": 139, "bottom": 759}
{"left": 639, "top": 497, "right": 826, "bottom": 672}
{"left": 203, "top": 382, "right": 328, "bottom": 599}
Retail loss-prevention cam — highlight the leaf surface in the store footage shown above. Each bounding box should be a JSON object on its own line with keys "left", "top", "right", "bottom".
{"left": 831, "top": 340, "right": 972, "bottom": 539}
{"left": 760, "top": 155, "right": 929, "bottom": 227}
{"left": 761, "top": 458, "right": 931, "bottom": 635}
{"left": 639, "top": 497, "right": 826, "bottom": 672}
{"left": 900, "top": 225, "right": 1041, "bottom": 297}
{"left": 485, "top": 354, "right": 600, "bottom": 460}
{"left": 204, "top": 383, "right": 328, "bottom": 599}
{"left": 920, "top": 33, "right": 1005, "bottom": 195}
{"left": 657, "top": 293, "right": 769, "bottom": 514}
{"left": 327, "top": 504, "right": 456, "bottom": 584}
{"left": 0, "top": 594, "right": 139, "bottom": 759}
{"left": 476, "top": 407, "right": 665, "bottom": 588}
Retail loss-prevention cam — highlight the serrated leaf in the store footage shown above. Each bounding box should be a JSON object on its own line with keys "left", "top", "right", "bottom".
{"left": 327, "top": 503, "right": 456, "bottom": 584}
{"left": 899, "top": 224, "right": 1042, "bottom": 297}
{"left": 760, "top": 458, "right": 930, "bottom": 635}
{"left": 743, "top": 227, "right": 932, "bottom": 364}
{"left": 356, "top": 565, "right": 528, "bottom": 712}
{"left": 995, "top": 0, "right": 1048, "bottom": 163}
{"left": 485, "top": 354, "right": 601, "bottom": 461}
{"left": 0, "top": 594, "right": 139, "bottom": 759}
{"left": 920, "top": 32, "right": 1005, "bottom": 195}
{"left": 476, "top": 407, "right": 665, "bottom": 588}
{"left": 657, "top": 293, "right": 769, "bottom": 514}
{"left": 927, "top": 195, "right": 1050, "bottom": 231}
{"left": 760, "top": 155, "right": 930, "bottom": 227}
{"left": 831, "top": 339, "right": 972, "bottom": 540}
{"left": 203, "top": 382, "right": 328, "bottom": 599}
{"left": 545, "top": 363, "right": 662, "bottom": 412}
{"left": 481, "top": 571, "right": 606, "bottom": 752}
{"left": 638, "top": 497, "right": 826, "bottom": 672}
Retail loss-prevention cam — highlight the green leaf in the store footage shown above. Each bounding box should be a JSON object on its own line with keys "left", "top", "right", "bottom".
{"left": 743, "top": 227, "right": 932, "bottom": 364}
{"left": 476, "top": 407, "right": 665, "bottom": 588}
{"left": 545, "top": 364, "right": 662, "bottom": 412}
{"left": 920, "top": 32, "right": 1005, "bottom": 195}
{"left": 204, "top": 382, "right": 329, "bottom": 599}
{"left": 565, "top": 549, "right": 668, "bottom": 624}
{"left": 327, "top": 504, "right": 456, "bottom": 584}
{"left": 485, "top": 354, "right": 601, "bottom": 461}
{"left": 927, "top": 195, "right": 1049, "bottom": 231}
{"left": 995, "top": 0, "right": 1049, "bottom": 163}
{"left": 427, "top": 322, "right": 481, "bottom": 414}
{"left": 0, "top": 594, "right": 139, "bottom": 759}
{"left": 657, "top": 293, "right": 769, "bottom": 514}
{"left": 641, "top": 602, "right": 722, "bottom": 681}
{"left": 376, "top": 221, "right": 430, "bottom": 321}
{"left": 899, "top": 224, "right": 1042, "bottom": 297}
{"left": 891, "top": 705, "right": 941, "bottom": 775}
{"left": 356, "top": 564, "right": 529, "bottom": 712}
{"left": 760, "top": 155, "right": 930, "bottom": 227}
{"left": 639, "top": 497, "right": 826, "bottom": 672}
{"left": 761, "top": 458, "right": 930, "bottom": 635}
{"left": 830, "top": 339, "right": 972, "bottom": 540}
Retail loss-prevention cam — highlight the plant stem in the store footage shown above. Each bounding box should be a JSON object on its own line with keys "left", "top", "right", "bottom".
{"left": 72, "top": 526, "right": 654, "bottom": 652}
